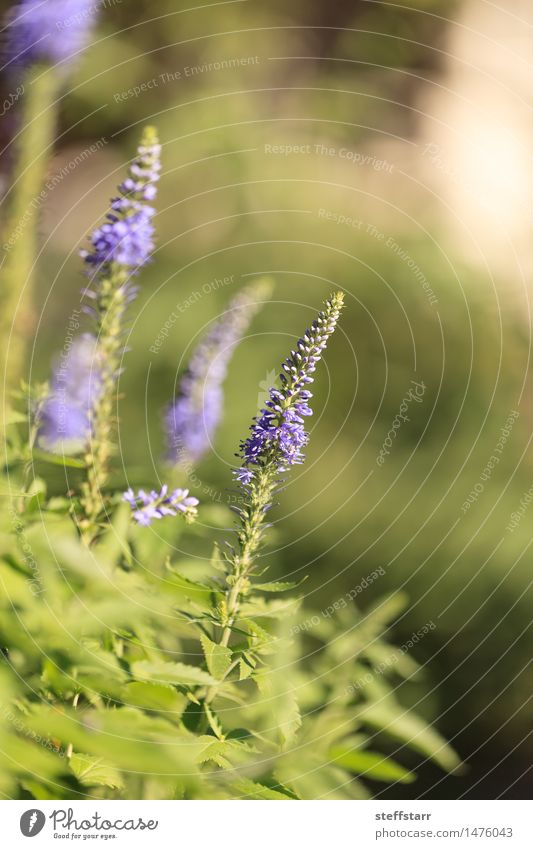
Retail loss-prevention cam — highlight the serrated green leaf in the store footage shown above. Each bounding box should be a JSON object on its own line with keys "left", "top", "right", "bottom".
{"left": 278, "top": 688, "right": 301, "bottom": 747}
{"left": 231, "top": 778, "right": 293, "bottom": 800}
{"left": 200, "top": 635, "right": 232, "bottom": 680}
{"left": 330, "top": 746, "right": 415, "bottom": 783}
{"left": 70, "top": 754, "right": 124, "bottom": 790}
{"left": 240, "top": 618, "right": 273, "bottom": 645}
{"left": 198, "top": 737, "right": 258, "bottom": 767}
{"left": 198, "top": 740, "right": 234, "bottom": 766}
{"left": 197, "top": 752, "right": 231, "bottom": 769}
{"left": 239, "top": 659, "right": 253, "bottom": 680}
{"left": 267, "top": 778, "right": 301, "bottom": 799}
{"left": 253, "top": 672, "right": 271, "bottom": 696}
{"left": 131, "top": 660, "right": 216, "bottom": 686}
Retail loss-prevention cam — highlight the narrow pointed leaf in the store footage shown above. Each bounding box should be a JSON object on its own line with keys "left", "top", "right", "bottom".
{"left": 254, "top": 577, "right": 307, "bottom": 593}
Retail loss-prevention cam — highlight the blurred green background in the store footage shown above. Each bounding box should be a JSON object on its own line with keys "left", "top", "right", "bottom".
{"left": 2, "top": 0, "right": 531, "bottom": 799}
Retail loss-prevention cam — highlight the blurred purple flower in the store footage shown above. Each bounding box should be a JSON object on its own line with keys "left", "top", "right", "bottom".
{"left": 234, "top": 292, "right": 344, "bottom": 486}
{"left": 3, "top": 0, "right": 98, "bottom": 71}
{"left": 37, "top": 334, "right": 102, "bottom": 454}
{"left": 124, "top": 485, "right": 199, "bottom": 526}
{"left": 165, "top": 281, "right": 271, "bottom": 467}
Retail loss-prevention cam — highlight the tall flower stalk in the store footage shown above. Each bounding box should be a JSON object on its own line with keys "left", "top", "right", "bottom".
{"left": 1, "top": 69, "right": 57, "bottom": 409}
{"left": 165, "top": 279, "right": 272, "bottom": 469}
{"left": 1, "top": 0, "right": 100, "bottom": 422}
{"left": 205, "top": 292, "right": 344, "bottom": 705}
{"left": 79, "top": 127, "right": 161, "bottom": 542}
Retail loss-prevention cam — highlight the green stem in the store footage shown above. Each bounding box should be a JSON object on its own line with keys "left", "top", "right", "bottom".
{"left": 1, "top": 67, "right": 58, "bottom": 414}
{"left": 204, "top": 466, "right": 277, "bottom": 706}
{"left": 79, "top": 269, "right": 128, "bottom": 544}
{"left": 203, "top": 583, "right": 241, "bottom": 711}
{"left": 76, "top": 126, "right": 160, "bottom": 545}
{"left": 18, "top": 383, "right": 48, "bottom": 513}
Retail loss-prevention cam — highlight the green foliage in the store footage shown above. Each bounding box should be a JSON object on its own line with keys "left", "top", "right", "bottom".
{"left": 69, "top": 754, "right": 124, "bottom": 791}
{"left": 330, "top": 748, "right": 415, "bottom": 784}
{"left": 0, "top": 448, "right": 461, "bottom": 798}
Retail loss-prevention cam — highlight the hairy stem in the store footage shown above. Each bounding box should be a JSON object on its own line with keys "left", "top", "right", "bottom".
{"left": 79, "top": 268, "right": 128, "bottom": 543}
{"left": 204, "top": 466, "right": 277, "bottom": 706}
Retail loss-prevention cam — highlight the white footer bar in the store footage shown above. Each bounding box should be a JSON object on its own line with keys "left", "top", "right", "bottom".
{"left": 3, "top": 800, "right": 529, "bottom": 848}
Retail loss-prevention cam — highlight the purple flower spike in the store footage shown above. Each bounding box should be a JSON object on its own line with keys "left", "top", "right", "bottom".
{"left": 38, "top": 131, "right": 160, "bottom": 463}
{"left": 37, "top": 334, "right": 102, "bottom": 455}
{"left": 234, "top": 292, "right": 344, "bottom": 486}
{"left": 124, "top": 486, "right": 199, "bottom": 526}
{"left": 81, "top": 127, "right": 161, "bottom": 279}
{"left": 166, "top": 280, "right": 272, "bottom": 467}
{"left": 4, "top": 0, "right": 98, "bottom": 71}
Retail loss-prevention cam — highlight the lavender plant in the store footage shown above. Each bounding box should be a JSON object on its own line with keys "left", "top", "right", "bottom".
{"left": 78, "top": 127, "right": 161, "bottom": 541}
{"left": 208, "top": 293, "right": 345, "bottom": 667}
